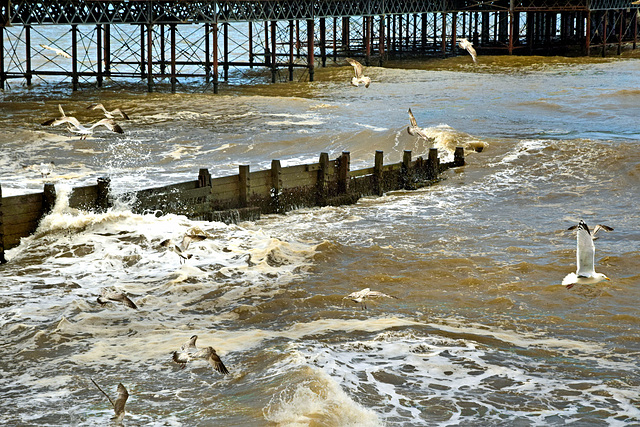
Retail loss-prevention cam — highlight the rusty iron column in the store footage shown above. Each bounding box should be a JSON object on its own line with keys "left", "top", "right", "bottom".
{"left": 224, "top": 22, "right": 230, "bottom": 81}
{"left": 509, "top": 0, "right": 515, "bottom": 54}
{"left": 270, "top": 20, "right": 277, "bottom": 83}
{"left": 602, "top": 11, "right": 607, "bottom": 57}
{"left": 96, "top": 24, "right": 103, "bottom": 87}
{"left": 441, "top": 13, "right": 447, "bottom": 57}
{"left": 452, "top": 13, "right": 457, "bottom": 54}
{"left": 160, "top": 24, "right": 166, "bottom": 76}
{"left": 586, "top": 11, "right": 591, "bottom": 55}
{"left": 104, "top": 24, "right": 111, "bottom": 78}
{"left": 307, "top": 19, "right": 314, "bottom": 82}
{"left": 72, "top": 24, "right": 78, "bottom": 91}
{"left": 248, "top": 21, "right": 254, "bottom": 68}
{"left": 25, "top": 25, "right": 31, "bottom": 86}
{"left": 379, "top": 15, "right": 385, "bottom": 66}
{"left": 140, "top": 25, "right": 146, "bottom": 80}
{"left": 320, "top": 17, "right": 327, "bottom": 67}
{"left": 205, "top": 23, "right": 211, "bottom": 82}
{"left": 212, "top": 22, "right": 219, "bottom": 94}
{"left": 365, "top": 16, "right": 371, "bottom": 65}
{"left": 289, "top": 20, "right": 294, "bottom": 80}
{"left": 147, "top": 23, "right": 153, "bottom": 92}
{"left": 617, "top": 10, "right": 623, "bottom": 55}
{"left": 171, "top": 23, "right": 176, "bottom": 92}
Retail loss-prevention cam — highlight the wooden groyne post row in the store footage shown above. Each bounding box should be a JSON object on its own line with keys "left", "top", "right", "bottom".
{"left": 0, "top": 148, "right": 464, "bottom": 263}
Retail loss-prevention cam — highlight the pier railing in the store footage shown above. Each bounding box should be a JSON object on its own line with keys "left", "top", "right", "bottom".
{"left": 0, "top": 147, "right": 464, "bottom": 263}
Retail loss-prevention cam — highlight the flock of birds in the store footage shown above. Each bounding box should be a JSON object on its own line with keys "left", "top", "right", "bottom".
{"left": 41, "top": 103, "right": 128, "bottom": 139}
{"left": 36, "top": 38, "right": 616, "bottom": 423}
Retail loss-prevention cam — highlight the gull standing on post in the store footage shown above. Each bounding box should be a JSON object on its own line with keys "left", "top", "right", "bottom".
{"left": 346, "top": 58, "right": 371, "bottom": 88}
{"left": 562, "top": 220, "right": 613, "bottom": 289}
{"left": 458, "top": 38, "right": 477, "bottom": 63}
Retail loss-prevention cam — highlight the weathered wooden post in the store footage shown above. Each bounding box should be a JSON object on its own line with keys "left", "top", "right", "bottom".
{"left": 0, "top": 184, "right": 5, "bottom": 264}
{"left": 316, "top": 152, "right": 329, "bottom": 206}
{"left": 198, "top": 168, "right": 211, "bottom": 188}
{"left": 454, "top": 146, "right": 465, "bottom": 167}
{"left": 43, "top": 183, "right": 56, "bottom": 215}
{"left": 402, "top": 150, "right": 413, "bottom": 189}
{"left": 239, "top": 165, "right": 250, "bottom": 208}
{"left": 338, "top": 152, "right": 350, "bottom": 194}
{"left": 96, "top": 177, "right": 111, "bottom": 213}
{"left": 374, "top": 150, "right": 384, "bottom": 196}
{"left": 271, "top": 159, "right": 283, "bottom": 213}
{"left": 428, "top": 148, "right": 440, "bottom": 178}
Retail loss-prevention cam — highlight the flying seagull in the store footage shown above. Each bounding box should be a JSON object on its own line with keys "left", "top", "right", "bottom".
{"left": 42, "top": 104, "right": 124, "bottom": 139}
{"left": 160, "top": 233, "right": 207, "bottom": 264}
{"left": 40, "top": 44, "right": 71, "bottom": 59}
{"left": 90, "top": 379, "right": 129, "bottom": 424}
{"left": 407, "top": 108, "right": 432, "bottom": 141}
{"left": 346, "top": 58, "right": 371, "bottom": 88}
{"left": 172, "top": 335, "right": 229, "bottom": 375}
{"left": 87, "top": 103, "right": 130, "bottom": 120}
{"left": 344, "top": 288, "right": 398, "bottom": 310}
{"left": 97, "top": 287, "right": 138, "bottom": 309}
{"left": 458, "top": 38, "right": 477, "bottom": 63}
{"left": 562, "top": 220, "right": 613, "bottom": 289}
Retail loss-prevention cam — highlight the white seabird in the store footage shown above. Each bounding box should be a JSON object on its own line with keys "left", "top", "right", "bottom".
{"left": 458, "top": 38, "right": 477, "bottom": 63}
{"left": 40, "top": 44, "right": 71, "bottom": 59}
{"left": 87, "top": 103, "right": 130, "bottom": 120}
{"left": 172, "top": 335, "right": 229, "bottom": 375}
{"left": 345, "top": 287, "right": 398, "bottom": 310}
{"left": 407, "top": 108, "right": 432, "bottom": 141}
{"left": 90, "top": 379, "right": 129, "bottom": 424}
{"left": 562, "top": 220, "right": 613, "bottom": 289}
{"left": 346, "top": 58, "right": 371, "bottom": 88}
{"left": 160, "top": 233, "right": 207, "bottom": 264}
{"left": 97, "top": 287, "right": 138, "bottom": 309}
{"left": 42, "top": 104, "right": 124, "bottom": 139}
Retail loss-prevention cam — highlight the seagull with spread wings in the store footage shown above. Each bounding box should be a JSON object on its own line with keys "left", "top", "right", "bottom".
{"left": 406, "top": 108, "right": 433, "bottom": 141}
{"left": 345, "top": 288, "right": 398, "bottom": 310}
{"left": 97, "top": 287, "right": 138, "bottom": 309}
{"left": 87, "top": 103, "right": 130, "bottom": 120}
{"left": 42, "top": 104, "right": 124, "bottom": 139}
{"left": 346, "top": 58, "right": 371, "bottom": 88}
{"left": 40, "top": 44, "right": 71, "bottom": 59}
{"left": 160, "top": 233, "right": 208, "bottom": 264}
{"left": 458, "top": 38, "right": 477, "bottom": 63}
{"left": 90, "top": 379, "right": 129, "bottom": 424}
{"left": 172, "top": 335, "right": 230, "bottom": 375}
{"left": 562, "top": 220, "right": 613, "bottom": 289}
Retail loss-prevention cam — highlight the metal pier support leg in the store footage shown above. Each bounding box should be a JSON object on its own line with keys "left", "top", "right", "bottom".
{"left": 171, "top": 23, "right": 176, "bottom": 93}
{"left": 147, "top": 23, "right": 153, "bottom": 92}
{"left": 72, "top": 24, "right": 78, "bottom": 91}
{"left": 97, "top": 24, "right": 103, "bottom": 87}
{"left": 212, "top": 22, "right": 219, "bottom": 94}
{"left": 379, "top": 15, "right": 385, "bottom": 66}
{"left": 104, "top": 24, "right": 111, "bottom": 78}
{"left": 25, "top": 25, "right": 31, "bottom": 86}
{"left": 205, "top": 23, "right": 211, "bottom": 82}
{"left": 289, "top": 20, "right": 294, "bottom": 81}
{"left": 0, "top": 27, "right": 4, "bottom": 90}
{"left": 224, "top": 22, "right": 229, "bottom": 82}
{"left": 307, "top": 19, "right": 314, "bottom": 82}
{"left": 320, "top": 17, "right": 326, "bottom": 67}
{"left": 270, "top": 20, "right": 277, "bottom": 83}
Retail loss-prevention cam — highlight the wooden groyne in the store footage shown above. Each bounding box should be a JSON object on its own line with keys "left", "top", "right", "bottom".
{"left": 0, "top": 148, "right": 464, "bottom": 263}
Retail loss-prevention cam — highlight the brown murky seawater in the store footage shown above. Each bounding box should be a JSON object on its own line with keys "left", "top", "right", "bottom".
{"left": 1, "top": 44, "right": 639, "bottom": 426}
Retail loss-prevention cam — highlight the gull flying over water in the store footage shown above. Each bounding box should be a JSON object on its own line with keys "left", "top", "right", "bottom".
{"left": 458, "top": 38, "right": 477, "bottom": 63}
{"left": 172, "top": 335, "right": 229, "bottom": 375}
{"left": 562, "top": 220, "right": 613, "bottom": 289}
{"left": 97, "top": 287, "right": 138, "bottom": 309}
{"left": 407, "top": 108, "right": 432, "bottom": 141}
{"left": 87, "top": 103, "right": 130, "bottom": 120}
{"left": 40, "top": 44, "right": 71, "bottom": 59}
{"left": 90, "top": 379, "right": 129, "bottom": 424}
{"left": 42, "top": 104, "right": 124, "bottom": 139}
{"left": 345, "top": 288, "right": 398, "bottom": 310}
{"left": 346, "top": 58, "right": 371, "bottom": 88}
{"left": 160, "top": 233, "right": 207, "bottom": 264}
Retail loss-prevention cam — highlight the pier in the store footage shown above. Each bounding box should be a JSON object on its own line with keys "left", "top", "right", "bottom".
{"left": 1, "top": 0, "right": 638, "bottom": 92}
{"left": 0, "top": 148, "right": 464, "bottom": 262}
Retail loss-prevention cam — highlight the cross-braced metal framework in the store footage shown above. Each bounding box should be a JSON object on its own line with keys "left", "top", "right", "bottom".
{"left": 1, "top": 0, "right": 638, "bottom": 91}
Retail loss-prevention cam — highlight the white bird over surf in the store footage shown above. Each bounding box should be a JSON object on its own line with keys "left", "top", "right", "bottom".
{"left": 160, "top": 233, "right": 208, "bottom": 264}
{"left": 345, "top": 288, "right": 398, "bottom": 310}
{"left": 346, "top": 58, "right": 371, "bottom": 88}
{"left": 40, "top": 44, "right": 71, "bottom": 59}
{"left": 562, "top": 220, "right": 613, "bottom": 289}
{"left": 87, "top": 103, "right": 130, "bottom": 120}
{"left": 97, "top": 287, "right": 138, "bottom": 309}
{"left": 90, "top": 379, "right": 129, "bottom": 424}
{"left": 458, "top": 38, "right": 477, "bottom": 63}
{"left": 42, "top": 104, "right": 124, "bottom": 139}
{"left": 407, "top": 108, "right": 433, "bottom": 141}
{"left": 172, "top": 335, "right": 230, "bottom": 375}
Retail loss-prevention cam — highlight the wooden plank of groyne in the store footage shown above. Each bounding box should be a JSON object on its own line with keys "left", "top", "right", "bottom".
{"left": 69, "top": 184, "right": 99, "bottom": 210}
{"left": 248, "top": 169, "right": 271, "bottom": 197}
{"left": 281, "top": 164, "right": 317, "bottom": 188}
{"left": 2, "top": 197, "right": 43, "bottom": 217}
{"left": 2, "top": 193, "right": 44, "bottom": 207}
